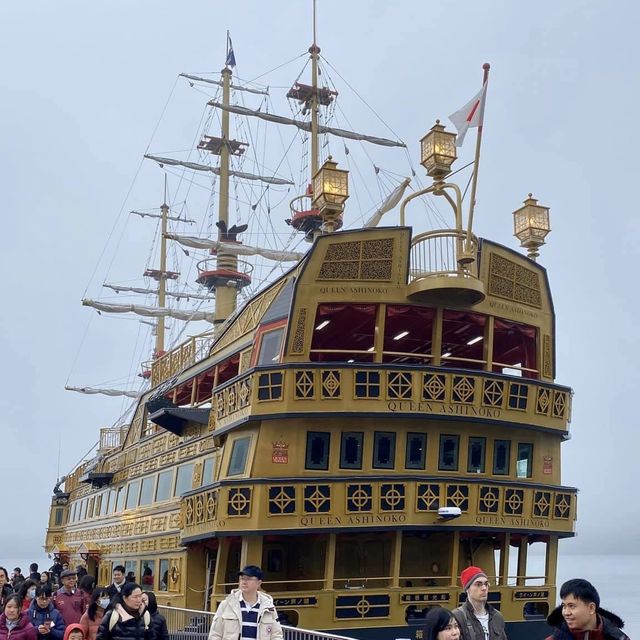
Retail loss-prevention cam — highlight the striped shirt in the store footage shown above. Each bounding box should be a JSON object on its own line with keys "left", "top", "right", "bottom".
{"left": 240, "top": 599, "right": 261, "bottom": 640}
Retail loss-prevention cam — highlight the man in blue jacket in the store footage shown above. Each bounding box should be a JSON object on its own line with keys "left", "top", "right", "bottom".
{"left": 29, "top": 585, "right": 65, "bottom": 640}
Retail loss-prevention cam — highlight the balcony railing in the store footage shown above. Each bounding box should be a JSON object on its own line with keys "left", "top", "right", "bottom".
{"left": 409, "top": 229, "right": 478, "bottom": 279}
{"left": 152, "top": 333, "right": 216, "bottom": 386}
{"left": 211, "top": 365, "right": 571, "bottom": 432}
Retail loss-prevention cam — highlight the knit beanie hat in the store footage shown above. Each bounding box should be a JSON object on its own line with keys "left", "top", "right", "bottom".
{"left": 460, "top": 566, "right": 487, "bottom": 591}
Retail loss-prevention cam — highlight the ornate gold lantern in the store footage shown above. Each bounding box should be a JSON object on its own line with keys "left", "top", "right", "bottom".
{"left": 420, "top": 120, "right": 457, "bottom": 180}
{"left": 312, "top": 157, "right": 349, "bottom": 232}
{"left": 513, "top": 194, "right": 551, "bottom": 260}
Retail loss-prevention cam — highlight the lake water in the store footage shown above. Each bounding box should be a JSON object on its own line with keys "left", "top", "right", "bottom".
{"left": 6, "top": 553, "right": 638, "bottom": 637}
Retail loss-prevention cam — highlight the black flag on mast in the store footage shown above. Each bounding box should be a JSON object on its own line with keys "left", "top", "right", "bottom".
{"left": 226, "top": 32, "right": 236, "bottom": 68}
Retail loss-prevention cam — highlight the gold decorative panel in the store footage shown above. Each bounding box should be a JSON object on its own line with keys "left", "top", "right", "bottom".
{"left": 487, "top": 253, "right": 542, "bottom": 308}
{"left": 290, "top": 308, "right": 308, "bottom": 354}
{"left": 215, "top": 279, "right": 287, "bottom": 352}
{"left": 542, "top": 335, "right": 553, "bottom": 378}
{"left": 318, "top": 238, "right": 394, "bottom": 281}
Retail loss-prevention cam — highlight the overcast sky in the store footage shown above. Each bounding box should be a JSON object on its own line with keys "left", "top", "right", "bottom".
{"left": 1, "top": 0, "right": 638, "bottom": 559}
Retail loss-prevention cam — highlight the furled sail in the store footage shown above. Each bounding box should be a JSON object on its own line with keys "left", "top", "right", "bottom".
{"left": 165, "top": 234, "right": 305, "bottom": 262}
{"left": 180, "top": 73, "right": 269, "bottom": 96}
{"left": 65, "top": 385, "right": 142, "bottom": 399}
{"left": 82, "top": 299, "right": 214, "bottom": 323}
{"left": 103, "top": 283, "right": 211, "bottom": 301}
{"left": 131, "top": 210, "right": 195, "bottom": 223}
{"left": 144, "top": 155, "right": 293, "bottom": 186}
{"left": 208, "top": 102, "right": 406, "bottom": 148}
{"left": 364, "top": 178, "right": 412, "bottom": 227}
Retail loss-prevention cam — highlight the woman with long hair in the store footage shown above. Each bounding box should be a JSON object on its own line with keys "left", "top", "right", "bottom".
{"left": 39, "top": 574, "right": 53, "bottom": 589}
{"left": 140, "top": 593, "right": 167, "bottom": 640}
{"left": 0, "top": 569, "right": 13, "bottom": 610}
{"left": 95, "top": 583, "right": 153, "bottom": 640}
{"left": 28, "top": 585, "right": 65, "bottom": 640}
{"left": 422, "top": 607, "right": 461, "bottom": 640}
{"left": 80, "top": 588, "right": 111, "bottom": 640}
{"left": 0, "top": 594, "right": 37, "bottom": 640}
{"left": 18, "top": 581, "right": 38, "bottom": 614}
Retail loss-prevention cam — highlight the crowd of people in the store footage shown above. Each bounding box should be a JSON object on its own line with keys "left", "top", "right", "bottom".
{"left": 0, "top": 561, "right": 632, "bottom": 640}
{"left": 0, "top": 564, "right": 167, "bottom": 640}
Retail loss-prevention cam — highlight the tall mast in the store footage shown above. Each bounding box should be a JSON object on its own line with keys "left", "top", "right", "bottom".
{"left": 214, "top": 63, "right": 237, "bottom": 324}
{"left": 309, "top": 0, "right": 320, "bottom": 177}
{"left": 155, "top": 178, "right": 169, "bottom": 355}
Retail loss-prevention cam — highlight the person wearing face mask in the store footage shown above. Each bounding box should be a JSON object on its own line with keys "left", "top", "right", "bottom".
{"left": 28, "top": 585, "right": 65, "bottom": 640}
{"left": 80, "top": 589, "right": 111, "bottom": 640}
{"left": 0, "top": 568, "right": 14, "bottom": 610}
{"left": 0, "top": 594, "right": 37, "bottom": 640}
{"left": 19, "top": 581, "right": 40, "bottom": 614}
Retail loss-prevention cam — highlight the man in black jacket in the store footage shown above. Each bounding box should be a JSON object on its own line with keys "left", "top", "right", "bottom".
{"left": 546, "top": 578, "right": 630, "bottom": 640}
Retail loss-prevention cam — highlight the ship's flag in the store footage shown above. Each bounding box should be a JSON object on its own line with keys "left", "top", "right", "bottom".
{"left": 226, "top": 34, "right": 236, "bottom": 68}
{"left": 449, "top": 83, "right": 487, "bottom": 147}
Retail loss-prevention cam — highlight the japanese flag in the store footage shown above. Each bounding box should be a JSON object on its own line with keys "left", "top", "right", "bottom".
{"left": 449, "top": 83, "right": 487, "bottom": 147}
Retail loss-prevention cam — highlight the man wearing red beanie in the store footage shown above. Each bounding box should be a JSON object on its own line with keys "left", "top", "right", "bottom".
{"left": 452, "top": 566, "right": 507, "bottom": 640}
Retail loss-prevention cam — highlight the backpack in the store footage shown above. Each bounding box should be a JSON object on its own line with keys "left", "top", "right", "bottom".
{"left": 108, "top": 609, "right": 151, "bottom": 632}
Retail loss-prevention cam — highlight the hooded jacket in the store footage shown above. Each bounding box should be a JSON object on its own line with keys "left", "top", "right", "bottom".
{"left": 209, "top": 589, "right": 283, "bottom": 640}
{"left": 452, "top": 600, "right": 508, "bottom": 640}
{"left": 546, "top": 604, "right": 631, "bottom": 640}
{"left": 63, "top": 625, "right": 85, "bottom": 640}
{"left": 0, "top": 612, "right": 38, "bottom": 640}
{"left": 27, "top": 601, "right": 65, "bottom": 640}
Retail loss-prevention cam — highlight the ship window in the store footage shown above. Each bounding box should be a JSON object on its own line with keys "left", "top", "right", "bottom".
{"left": 107, "top": 489, "right": 117, "bottom": 515}
{"left": 493, "top": 440, "right": 511, "bottom": 475}
{"left": 310, "top": 304, "right": 377, "bottom": 362}
{"left": 159, "top": 559, "right": 169, "bottom": 592}
{"left": 125, "top": 560, "right": 137, "bottom": 579}
{"left": 492, "top": 319, "right": 538, "bottom": 378}
{"left": 373, "top": 431, "right": 396, "bottom": 469}
{"left": 405, "top": 433, "right": 427, "bottom": 470}
{"left": 228, "top": 437, "right": 251, "bottom": 476}
{"left": 217, "top": 354, "right": 240, "bottom": 386}
{"left": 441, "top": 310, "right": 487, "bottom": 370}
{"left": 201, "top": 458, "right": 215, "bottom": 486}
{"left": 80, "top": 499, "right": 88, "bottom": 521}
{"left": 125, "top": 480, "right": 141, "bottom": 510}
{"left": 257, "top": 327, "right": 284, "bottom": 365}
{"left": 467, "top": 437, "right": 486, "bottom": 473}
{"left": 70, "top": 502, "right": 77, "bottom": 522}
{"left": 141, "top": 560, "right": 155, "bottom": 589}
{"left": 340, "top": 432, "right": 363, "bottom": 469}
{"left": 88, "top": 497, "right": 95, "bottom": 518}
{"left": 99, "top": 491, "right": 109, "bottom": 516}
{"left": 438, "top": 435, "right": 459, "bottom": 471}
{"left": 516, "top": 443, "right": 533, "bottom": 478}
{"left": 115, "top": 486, "right": 126, "bottom": 512}
{"left": 92, "top": 496, "right": 100, "bottom": 517}
{"left": 305, "top": 432, "right": 331, "bottom": 470}
{"left": 139, "top": 476, "right": 155, "bottom": 506}
{"left": 383, "top": 305, "right": 435, "bottom": 363}
{"left": 175, "top": 463, "right": 195, "bottom": 496}
{"left": 54, "top": 508, "right": 64, "bottom": 526}
{"left": 155, "top": 470, "right": 174, "bottom": 502}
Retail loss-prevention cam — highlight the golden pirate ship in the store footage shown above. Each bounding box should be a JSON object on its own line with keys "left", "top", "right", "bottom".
{"left": 45, "top": 17, "right": 575, "bottom": 640}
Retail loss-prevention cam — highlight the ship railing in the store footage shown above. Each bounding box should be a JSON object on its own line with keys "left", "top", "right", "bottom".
{"left": 98, "top": 425, "right": 127, "bottom": 452}
{"left": 151, "top": 332, "right": 216, "bottom": 386}
{"left": 157, "top": 606, "right": 358, "bottom": 640}
{"left": 409, "top": 229, "right": 478, "bottom": 279}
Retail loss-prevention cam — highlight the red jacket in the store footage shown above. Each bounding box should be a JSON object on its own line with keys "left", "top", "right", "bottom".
{"left": 0, "top": 612, "right": 37, "bottom": 640}
{"left": 80, "top": 610, "right": 106, "bottom": 640}
{"left": 53, "top": 589, "right": 86, "bottom": 626}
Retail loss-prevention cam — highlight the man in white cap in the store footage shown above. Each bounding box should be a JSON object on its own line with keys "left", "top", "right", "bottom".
{"left": 452, "top": 566, "right": 507, "bottom": 640}
{"left": 208, "top": 565, "right": 283, "bottom": 640}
